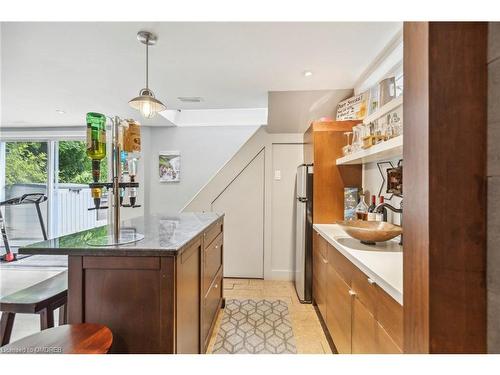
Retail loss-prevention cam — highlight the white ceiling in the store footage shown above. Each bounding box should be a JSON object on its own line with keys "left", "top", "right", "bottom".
{"left": 0, "top": 22, "right": 401, "bottom": 127}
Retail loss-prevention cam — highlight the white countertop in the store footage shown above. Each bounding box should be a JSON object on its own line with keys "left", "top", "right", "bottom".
{"left": 313, "top": 223, "right": 403, "bottom": 305}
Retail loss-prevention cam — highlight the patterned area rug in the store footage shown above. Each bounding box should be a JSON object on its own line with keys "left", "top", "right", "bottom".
{"left": 212, "top": 299, "right": 297, "bottom": 354}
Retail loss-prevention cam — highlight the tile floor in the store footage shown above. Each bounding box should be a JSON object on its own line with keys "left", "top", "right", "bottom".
{"left": 206, "top": 278, "right": 333, "bottom": 354}
{"left": 2, "top": 268, "right": 332, "bottom": 354}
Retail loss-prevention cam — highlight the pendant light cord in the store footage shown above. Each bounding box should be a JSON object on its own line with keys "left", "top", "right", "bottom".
{"left": 145, "top": 37, "right": 149, "bottom": 90}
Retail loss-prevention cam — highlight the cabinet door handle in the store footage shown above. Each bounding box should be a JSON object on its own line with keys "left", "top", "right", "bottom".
{"left": 348, "top": 290, "right": 356, "bottom": 297}
{"left": 322, "top": 257, "right": 328, "bottom": 264}
{"left": 367, "top": 278, "right": 376, "bottom": 285}
{"left": 215, "top": 245, "right": 218, "bottom": 249}
{"left": 214, "top": 283, "right": 218, "bottom": 289}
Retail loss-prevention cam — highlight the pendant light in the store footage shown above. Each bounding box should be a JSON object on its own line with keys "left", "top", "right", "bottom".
{"left": 129, "top": 31, "right": 166, "bottom": 119}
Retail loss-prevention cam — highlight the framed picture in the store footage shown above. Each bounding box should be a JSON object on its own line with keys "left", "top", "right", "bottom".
{"left": 159, "top": 151, "right": 181, "bottom": 182}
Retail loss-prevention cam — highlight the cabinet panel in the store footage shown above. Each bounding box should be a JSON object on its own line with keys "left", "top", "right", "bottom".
{"left": 313, "top": 232, "right": 327, "bottom": 320}
{"left": 203, "top": 233, "right": 223, "bottom": 296}
{"left": 176, "top": 241, "right": 201, "bottom": 354}
{"left": 202, "top": 268, "right": 223, "bottom": 351}
{"left": 377, "top": 322, "right": 403, "bottom": 354}
{"left": 376, "top": 284, "right": 403, "bottom": 349}
{"left": 352, "top": 297, "right": 377, "bottom": 354}
{"left": 204, "top": 219, "right": 223, "bottom": 248}
{"left": 327, "top": 242, "right": 353, "bottom": 285}
{"left": 351, "top": 266, "right": 377, "bottom": 317}
{"left": 326, "top": 264, "right": 352, "bottom": 353}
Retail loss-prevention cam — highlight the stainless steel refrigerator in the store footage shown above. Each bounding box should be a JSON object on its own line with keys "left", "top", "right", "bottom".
{"left": 294, "top": 164, "right": 313, "bottom": 303}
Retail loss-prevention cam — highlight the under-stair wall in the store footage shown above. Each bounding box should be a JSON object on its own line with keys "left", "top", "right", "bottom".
{"left": 183, "top": 127, "right": 304, "bottom": 280}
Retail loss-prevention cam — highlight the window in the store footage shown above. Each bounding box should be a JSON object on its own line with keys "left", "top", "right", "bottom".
{"left": 2, "top": 142, "right": 49, "bottom": 246}
{"left": 0, "top": 139, "right": 109, "bottom": 252}
{"left": 56, "top": 141, "right": 108, "bottom": 236}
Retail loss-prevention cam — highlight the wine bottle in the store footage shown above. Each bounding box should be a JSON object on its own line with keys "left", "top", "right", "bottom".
{"left": 367, "top": 195, "right": 377, "bottom": 221}
{"left": 86, "top": 112, "right": 106, "bottom": 210}
{"left": 86, "top": 112, "right": 107, "bottom": 182}
{"left": 379, "top": 196, "right": 388, "bottom": 222}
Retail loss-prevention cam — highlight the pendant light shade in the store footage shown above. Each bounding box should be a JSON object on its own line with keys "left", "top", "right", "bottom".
{"left": 129, "top": 88, "right": 166, "bottom": 119}
{"left": 129, "top": 31, "right": 166, "bottom": 119}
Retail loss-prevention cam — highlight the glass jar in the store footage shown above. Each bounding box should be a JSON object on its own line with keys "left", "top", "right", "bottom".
{"left": 351, "top": 124, "right": 364, "bottom": 152}
{"left": 355, "top": 194, "right": 369, "bottom": 221}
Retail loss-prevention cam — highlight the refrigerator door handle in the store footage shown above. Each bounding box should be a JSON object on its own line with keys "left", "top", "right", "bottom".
{"left": 297, "top": 197, "right": 308, "bottom": 202}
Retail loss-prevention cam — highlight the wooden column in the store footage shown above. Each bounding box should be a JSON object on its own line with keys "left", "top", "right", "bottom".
{"left": 403, "top": 22, "right": 487, "bottom": 353}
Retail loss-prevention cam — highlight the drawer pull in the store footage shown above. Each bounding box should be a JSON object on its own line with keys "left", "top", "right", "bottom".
{"left": 348, "top": 290, "right": 356, "bottom": 297}
{"left": 215, "top": 245, "right": 219, "bottom": 249}
{"left": 322, "top": 258, "right": 328, "bottom": 264}
{"left": 367, "top": 278, "right": 376, "bottom": 285}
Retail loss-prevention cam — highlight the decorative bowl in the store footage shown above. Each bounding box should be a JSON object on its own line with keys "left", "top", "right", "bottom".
{"left": 336, "top": 220, "right": 402, "bottom": 245}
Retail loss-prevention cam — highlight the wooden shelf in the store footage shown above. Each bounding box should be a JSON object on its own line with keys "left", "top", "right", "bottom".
{"left": 363, "top": 95, "right": 403, "bottom": 125}
{"left": 336, "top": 135, "right": 403, "bottom": 165}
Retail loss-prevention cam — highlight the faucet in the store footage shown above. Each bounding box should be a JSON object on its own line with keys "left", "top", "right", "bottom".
{"left": 375, "top": 199, "right": 403, "bottom": 246}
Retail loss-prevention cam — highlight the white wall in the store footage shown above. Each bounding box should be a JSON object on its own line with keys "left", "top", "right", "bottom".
{"left": 184, "top": 127, "right": 304, "bottom": 280}
{"left": 267, "top": 89, "right": 352, "bottom": 134}
{"left": 144, "top": 125, "right": 258, "bottom": 214}
{"left": 212, "top": 149, "right": 265, "bottom": 278}
{"left": 271, "top": 143, "right": 304, "bottom": 279}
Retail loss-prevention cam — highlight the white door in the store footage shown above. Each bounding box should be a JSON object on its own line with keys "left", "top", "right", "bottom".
{"left": 212, "top": 150, "right": 265, "bottom": 278}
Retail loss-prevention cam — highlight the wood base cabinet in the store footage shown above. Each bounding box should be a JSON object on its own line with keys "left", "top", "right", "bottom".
{"left": 313, "top": 232, "right": 327, "bottom": 320}
{"left": 68, "top": 218, "right": 224, "bottom": 354}
{"left": 326, "top": 264, "right": 352, "bottom": 354}
{"left": 313, "top": 229, "right": 403, "bottom": 354}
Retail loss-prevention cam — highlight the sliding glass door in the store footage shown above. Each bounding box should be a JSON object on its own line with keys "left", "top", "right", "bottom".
{"left": 0, "top": 139, "right": 108, "bottom": 252}
{"left": 56, "top": 140, "right": 108, "bottom": 236}
{"left": 2, "top": 142, "right": 49, "bottom": 246}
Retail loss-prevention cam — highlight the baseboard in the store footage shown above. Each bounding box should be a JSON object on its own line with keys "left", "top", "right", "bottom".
{"left": 269, "top": 269, "right": 294, "bottom": 281}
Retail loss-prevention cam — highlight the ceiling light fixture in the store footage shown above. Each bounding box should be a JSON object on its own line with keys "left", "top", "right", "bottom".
{"left": 303, "top": 70, "right": 313, "bottom": 77}
{"left": 129, "top": 31, "right": 166, "bottom": 119}
{"left": 55, "top": 109, "right": 66, "bottom": 114}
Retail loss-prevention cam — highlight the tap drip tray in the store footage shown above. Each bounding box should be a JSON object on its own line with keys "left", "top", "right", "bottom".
{"left": 86, "top": 229, "right": 145, "bottom": 246}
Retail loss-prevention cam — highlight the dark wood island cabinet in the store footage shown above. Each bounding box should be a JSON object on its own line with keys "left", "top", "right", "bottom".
{"left": 20, "top": 213, "right": 224, "bottom": 354}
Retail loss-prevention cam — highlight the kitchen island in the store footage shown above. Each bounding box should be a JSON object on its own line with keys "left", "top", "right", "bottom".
{"left": 19, "top": 213, "right": 224, "bottom": 354}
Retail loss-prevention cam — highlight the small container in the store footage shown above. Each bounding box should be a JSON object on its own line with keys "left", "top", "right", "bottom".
{"left": 344, "top": 187, "right": 359, "bottom": 220}
{"left": 379, "top": 76, "right": 396, "bottom": 107}
{"left": 355, "top": 194, "right": 369, "bottom": 221}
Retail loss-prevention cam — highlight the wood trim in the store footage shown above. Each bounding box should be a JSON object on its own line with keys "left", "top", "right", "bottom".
{"left": 305, "top": 120, "right": 362, "bottom": 224}
{"left": 82, "top": 256, "right": 160, "bottom": 270}
{"left": 403, "top": 22, "right": 487, "bottom": 353}
{"left": 310, "top": 120, "right": 361, "bottom": 132}
{"left": 160, "top": 257, "right": 175, "bottom": 354}
{"left": 67, "top": 256, "right": 83, "bottom": 324}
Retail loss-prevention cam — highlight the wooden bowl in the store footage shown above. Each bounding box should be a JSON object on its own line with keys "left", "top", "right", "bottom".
{"left": 336, "top": 220, "right": 402, "bottom": 245}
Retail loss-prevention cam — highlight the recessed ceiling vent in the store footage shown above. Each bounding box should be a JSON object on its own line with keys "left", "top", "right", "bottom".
{"left": 177, "top": 96, "right": 204, "bottom": 103}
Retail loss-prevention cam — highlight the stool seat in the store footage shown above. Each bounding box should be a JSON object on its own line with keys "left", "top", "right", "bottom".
{"left": 0, "top": 324, "right": 113, "bottom": 354}
{"left": 0, "top": 271, "right": 68, "bottom": 346}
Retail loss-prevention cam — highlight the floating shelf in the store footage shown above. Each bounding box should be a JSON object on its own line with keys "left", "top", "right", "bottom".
{"left": 336, "top": 135, "right": 403, "bottom": 165}
{"left": 363, "top": 95, "right": 403, "bottom": 125}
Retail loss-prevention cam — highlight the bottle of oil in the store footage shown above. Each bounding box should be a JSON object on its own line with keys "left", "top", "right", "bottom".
{"left": 86, "top": 112, "right": 107, "bottom": 209}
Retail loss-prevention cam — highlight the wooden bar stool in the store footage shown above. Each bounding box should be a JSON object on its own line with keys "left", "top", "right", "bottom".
{"left": 0, "top": 324, "right": 113, "bottom": 354}
{"left": 0, "top": 271, "right": 68, "bottom": 346}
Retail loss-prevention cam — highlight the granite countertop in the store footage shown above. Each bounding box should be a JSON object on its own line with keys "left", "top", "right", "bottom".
{"left": 313, "top": 223, "right": 403, "bottom": 305}
{"left": 20, "top": 212, "right": 222, "bottom": 257}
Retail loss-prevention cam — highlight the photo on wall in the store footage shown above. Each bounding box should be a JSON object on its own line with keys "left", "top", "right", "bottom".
{"left": 159, "top": 151, "right": 181, "bottom": 182}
